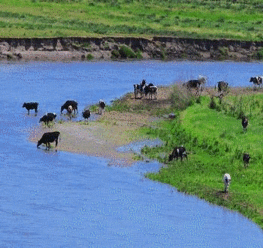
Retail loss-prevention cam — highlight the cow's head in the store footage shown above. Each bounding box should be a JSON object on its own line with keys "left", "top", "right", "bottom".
{"left": 37, "top": 140, "right": 42, "bottom": 148}
{"left": 168, "top": 154, "right": 174, "bottom": 161}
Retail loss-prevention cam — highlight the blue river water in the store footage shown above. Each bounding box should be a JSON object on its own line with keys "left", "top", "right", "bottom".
{"left": 0, "top": 60, "right": 263, "bottom": 247}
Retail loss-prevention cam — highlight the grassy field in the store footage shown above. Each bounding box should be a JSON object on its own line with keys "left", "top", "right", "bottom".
{"left": 1, "top": 0, "right": 263, "bottom": 40}
{"left": 109, "top": 85, "right": 263, "bottom": 229}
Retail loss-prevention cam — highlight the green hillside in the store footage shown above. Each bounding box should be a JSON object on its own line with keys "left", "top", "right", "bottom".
{"left": 1, "top": 0, "right": 263, "bottom": 40}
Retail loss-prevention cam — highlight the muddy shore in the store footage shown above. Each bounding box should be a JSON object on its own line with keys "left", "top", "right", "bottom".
{"left": 1, "top": 36, "right": 263, "bottom": 62}
{"left": 28, "top": 88, "right": 171, "bottom": 166}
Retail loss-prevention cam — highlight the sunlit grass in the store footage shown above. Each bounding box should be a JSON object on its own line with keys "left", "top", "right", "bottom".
{"left": 122, "top": 86, "right": 263, "bottom": 229}
{"left": 0, "top": 0, "right": 263, "bottom": 40}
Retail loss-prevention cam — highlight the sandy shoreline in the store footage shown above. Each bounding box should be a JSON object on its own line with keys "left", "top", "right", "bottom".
{"left": 29, "top": 110, "right": 153, "bottom": 166}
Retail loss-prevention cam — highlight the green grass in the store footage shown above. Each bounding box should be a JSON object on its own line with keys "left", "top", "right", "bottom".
{"left": 111, "top": 86, "right": 263, "bottom": 228}
{"left": 1, "top": 0, "right": 263, "bottom": 40}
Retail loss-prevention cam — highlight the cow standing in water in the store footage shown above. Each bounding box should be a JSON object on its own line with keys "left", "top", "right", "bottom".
{"left": 61, "top": 100, "right": 78, "bottom": 114}
{"left": 37, "top": 131, "right": 60, "bottom": 150}
{"left": 23, "top": 102, "right": 39, "bottom": 115}
{"left": 39, "top": 113, "right": 57, "bottom": 126}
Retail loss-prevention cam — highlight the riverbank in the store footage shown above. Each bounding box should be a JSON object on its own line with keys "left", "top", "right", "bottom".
{"left": 28, "top": 71, "right": 263, "bottom": 229}
{"left": 29, "top": 86, "right": 171, "bottom": 166}
{"left": 1, "top": 37, "right": 263, "bottom": 62}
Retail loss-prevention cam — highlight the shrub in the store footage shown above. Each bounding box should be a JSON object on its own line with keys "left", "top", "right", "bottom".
{"left": 119, "top": 45, "right": 136, "bottom": 58}
{"left": 254, "top": 48, "right": 263, "bottom": 60}
{"left": 86, "top": 53, "right": 93, "bottom": 60}
{"left": 111, "top": 49, "right": 120, "bottom": 59}
{"left": 169, "top": 84, "right": 196, "bottom": 110}
{"left": 209, "top": 96, "right": 217, "bottom": 109}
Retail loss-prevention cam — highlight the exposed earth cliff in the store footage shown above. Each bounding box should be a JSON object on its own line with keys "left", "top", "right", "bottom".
{"left": 0, "top": 36, "right": 263, "bottom": 62}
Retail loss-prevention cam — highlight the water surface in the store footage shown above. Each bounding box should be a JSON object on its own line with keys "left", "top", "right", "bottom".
{"left": 0, "top": 60, "right": 263, "bottom": 247}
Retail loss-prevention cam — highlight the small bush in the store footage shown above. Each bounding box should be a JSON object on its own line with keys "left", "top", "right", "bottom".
{"left": 169, "top": 84, "right": 196, "bottom": 110}
{"left": 119, "top": 45, "right": 136, "bottom": 58}
{"left": 86, "top": 53, "right": 93, "bottom": 60}
{"left": 209, "top": 97, "right": 217, "bottom": 109}
{"left": 111, "top": 49, "right": 120, "bottom": 59}
{"left": 254, "top": 48, "right": 263, "bottom": 60}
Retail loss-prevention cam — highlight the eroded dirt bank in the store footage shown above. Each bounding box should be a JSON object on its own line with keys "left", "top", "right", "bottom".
{"left": 1, "top": 36, "right": 263, "bottom": 62}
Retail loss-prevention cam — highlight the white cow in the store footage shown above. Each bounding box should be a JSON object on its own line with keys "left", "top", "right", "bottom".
{"left": 223, "top": 173, "right": 231, "bottom": 193}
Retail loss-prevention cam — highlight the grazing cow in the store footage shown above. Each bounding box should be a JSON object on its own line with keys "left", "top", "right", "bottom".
{"left": 39, "top": 113, "right": 57, "bottom": 126}
{"left": 23, "top": 102, "right": 39, "bottom": 115}
{"left": 223, "top": 173, "right": 231, "bottom": 193}
{"left": 37, "top": 131, "right": 60, "bottom": 149}
{"left": 243, "top": 153, "right": 250, "bottom": 168}
{"left": 134, "top": 79, "right": 146, "bottom": 99}
{"left": 168, "top": 146, "right": 187, "bottom": 161}
{"left": 82, "top": 109, "right": 91, "bottom": 120}
{"left": 144, "top": 83, "right": 158, "bottom": 100}
{"left": 184, "top": 76, "right": 206, "bottom": 92}
{"left": 98, "top": 100, "right": 106, "bottom": 115}
{"left": 61, "top": 100, "right": 78, "bottom": 114}
{"left": 242, "top": 116, "right": 248, "bottom": 130}
{"left": 249, "top": 76, "right": 263, "bottom": 87}
{"left": 217, "top": 81, "right": 229, "bottom": 92}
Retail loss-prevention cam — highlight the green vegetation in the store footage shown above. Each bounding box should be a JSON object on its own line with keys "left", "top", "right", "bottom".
{"left": 110, "top": 85, "right": 263, "bottom": 229}
{"left": 1, "top": 0, "right": 263, "bottom": 40}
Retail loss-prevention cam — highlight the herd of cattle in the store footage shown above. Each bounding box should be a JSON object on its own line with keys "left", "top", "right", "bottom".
{"left": 162, "top": 75, "right": 259, "bottom": 193}
{"left": 133, "top": 80, "right": 158, "bottom": 99}
{"left": 25, "top": 75, "right": 261, "bottom": 192}
{"left": 23, "top": 100, "right": 106, "bottom": 149}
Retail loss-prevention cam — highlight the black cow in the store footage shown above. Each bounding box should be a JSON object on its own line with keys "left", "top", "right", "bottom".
{"left": 184, "top": 77, "right": 206, "bottom": 91}
{"left": 37, "top": 131, "right": 60, "bottom": 149}
{"left": 242, "top": 116, "right": 248, "bottom": 130}
{"left": 134, "top": 79, "right": 147, "bottom": 99}
{"left": 23, "top": 102, "right": 39, "bottom": 115}
{"left": 39, "top": 113, "right": 57, "bottom": 125}
{"left": 217, "top": 81, "right": 229, "bottom": 92}
{"left": 61, "top": 100, "right": 78, "bottom": 114}
{"left": 168, "top": 146, "right": 187, "bottom": 161}
{"left": 250, "top": 76, "right": 262, "bottom": 86}
{"left": 243, "top": 153, "right": 250, "bottom": 168}
{"left": 82, "top": 109, "right": 91, "bottom": 120}
{"left": 144, "top": 83, "right": 158, "bottom": 100}
{"left": 98, "top": 100, "right": 106, "bottom": 115}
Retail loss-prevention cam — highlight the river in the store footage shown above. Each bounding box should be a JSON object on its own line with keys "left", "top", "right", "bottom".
{"left": 0, "top": 60, "right": 263, "bottom": 247}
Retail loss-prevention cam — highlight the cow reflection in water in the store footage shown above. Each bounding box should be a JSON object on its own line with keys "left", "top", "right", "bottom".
{"left": 37, "top": 131, "right": 60, "bottom": 150}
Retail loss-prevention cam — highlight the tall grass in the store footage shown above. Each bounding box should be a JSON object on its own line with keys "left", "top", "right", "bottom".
{"left": 132, "top": 86, "right": 263, "bottom": 229}
{"left": 0, "top": 0, "right": 263, "bottom": 40}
